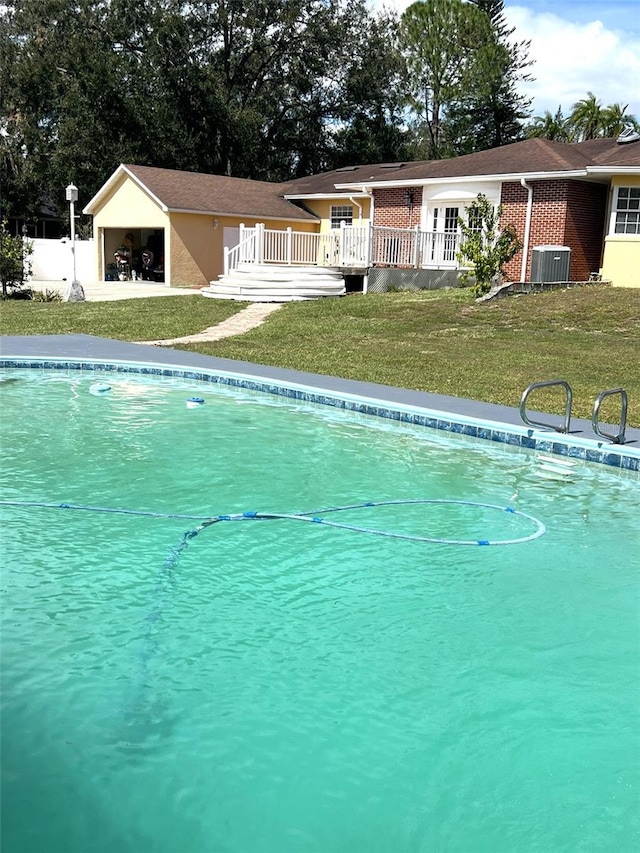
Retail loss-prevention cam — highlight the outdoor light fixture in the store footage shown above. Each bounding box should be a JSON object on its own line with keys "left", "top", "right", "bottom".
{"left": 65, "top": 183, "right": 78, "bottom": 204}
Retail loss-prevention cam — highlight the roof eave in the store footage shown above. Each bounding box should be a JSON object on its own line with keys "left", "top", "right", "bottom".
{"left": 336, "top": 169, "right": 591, "bottom": 190}
{"left": 168, "top": 207, "right": 319, "bottom": 223}
{"left": 283, "top": 192, "right": 371, "bottom": 200}
{"left": 586, "top": 166, "right": 640, "bottom": 175}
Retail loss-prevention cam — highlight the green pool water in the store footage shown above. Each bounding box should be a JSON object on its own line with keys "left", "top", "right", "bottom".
{"left": 1, "top": 370, "right": 639, "bottom": 853}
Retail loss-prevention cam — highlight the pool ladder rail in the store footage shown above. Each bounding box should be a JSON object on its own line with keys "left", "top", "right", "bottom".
{"left": 520, "top": 380, "right": 628, "bottom": 444}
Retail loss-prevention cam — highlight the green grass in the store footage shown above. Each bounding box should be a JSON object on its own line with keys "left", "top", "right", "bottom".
{"left": 2, "top": 285, "right": 639, "bottom": 426}
{"left": 0, "top": 296, "right": 241, "bottom": 341}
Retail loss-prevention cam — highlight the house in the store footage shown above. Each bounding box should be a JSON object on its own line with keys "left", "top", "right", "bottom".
{"left": 85, "top": 135, "right": 640, "bottom": 292}
{"left": 82, "top": 164, "right": 320, "bottom": 288}
{"left": 327, "top": 136, "right": 640, "bottom": 288}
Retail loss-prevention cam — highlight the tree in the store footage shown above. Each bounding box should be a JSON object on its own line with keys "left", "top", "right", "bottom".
{"left": 447, "top": 0, "right": 532, "bottom": 154}
{"left": 526, "top": 107, "right": 571, "bottom": 141}
{"left": 567, "top": 92, "right": 603, "bottom": 141}
{"left": 525, "top": 95, "right": 639, "bottom": 141}
{"left": 400, "top": 0, "right": 495, "bottom": 159}
{"left": 457, "top": 194, "right": 522, "bottom": 295}
{"left": 0, "top": 224, "right": 32, "bottom": 298}
{"left": 332, "top": 12, "right": 411, "bottom": 166}
{"left": 2, "top": 0, "right": 398, "bottom": 220}
{"left": 599, "top": 103, "right": 640, "bottom": 138}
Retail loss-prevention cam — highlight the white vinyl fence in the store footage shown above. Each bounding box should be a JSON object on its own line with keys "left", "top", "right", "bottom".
{"left": 28, "top": 238, "right": 95, "bottom": 282}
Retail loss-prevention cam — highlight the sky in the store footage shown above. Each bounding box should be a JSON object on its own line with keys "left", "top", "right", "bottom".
{"left": 374, "top": 0, "right": 640, "bottom": 121}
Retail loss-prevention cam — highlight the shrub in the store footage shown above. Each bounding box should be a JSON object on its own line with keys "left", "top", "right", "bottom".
{"left": 0, "top": 225, "right": 33, "bottom": 299}
{"left": 457, "top": 194, "right": 522, "bottom": 296}
{"left": 31, "top": 288, "right": 63, "bottom": 302}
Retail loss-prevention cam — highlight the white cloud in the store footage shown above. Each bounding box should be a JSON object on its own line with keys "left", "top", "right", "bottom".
{"left": 505, "top": 6, "right": 640, "bottom": 118}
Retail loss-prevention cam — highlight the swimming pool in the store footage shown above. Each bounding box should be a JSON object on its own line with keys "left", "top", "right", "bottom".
{"left": 1, "top": 360, "right": 639, "bottom": 853}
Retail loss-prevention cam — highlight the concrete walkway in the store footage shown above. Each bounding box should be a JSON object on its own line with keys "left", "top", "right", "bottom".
{"left": 141, "top": 302, "right": 282, "bottom": 346}
{"left": 30, "top": 280, "right": 201, "bottom": 301}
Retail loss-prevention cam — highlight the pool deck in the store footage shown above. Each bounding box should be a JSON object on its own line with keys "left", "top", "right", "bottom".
{"left": 1, "top": 334, "right": 639, "bottom": 465}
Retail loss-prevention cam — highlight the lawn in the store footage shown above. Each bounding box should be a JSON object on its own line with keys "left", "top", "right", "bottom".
{"left": 0, "top": 295, "right": 241, "bottom": 341}
{"left": 1, "top": 285, "right": 638, "bottom": 426}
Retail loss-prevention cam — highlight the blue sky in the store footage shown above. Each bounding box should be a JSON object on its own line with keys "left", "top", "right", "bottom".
{"left": 375, "top": 0, "right": 640, "bottom": 120}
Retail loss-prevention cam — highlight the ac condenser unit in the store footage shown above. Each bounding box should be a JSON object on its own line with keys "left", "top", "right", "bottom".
{"left": 530, "top": 246, "right": 571, "bottom": 283}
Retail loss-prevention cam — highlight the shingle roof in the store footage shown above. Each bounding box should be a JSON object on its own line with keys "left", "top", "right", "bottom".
{"left": 279, "top": 161, "right": 430, "bottom": 195}
{"left": 89, "top": 137, "right": 639, "bottom": 219}
{"left": 334, "top": 138, "right": 640, "bottom": 186}
{"left": 123, "top": 164, "right": 318, "bottom": 221}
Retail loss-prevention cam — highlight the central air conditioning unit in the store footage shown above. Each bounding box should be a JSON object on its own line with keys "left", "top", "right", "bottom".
{"left": 530, "top": 246, "right": 571, "bottom": 283}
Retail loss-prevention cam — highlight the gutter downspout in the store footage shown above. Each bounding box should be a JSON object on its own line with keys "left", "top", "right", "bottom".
{"left": 520, "top": 178, "right": 533, "bottom": 282}
{"left": 359, "top": 188, "right": 373, "bottom": 290}
{"left": 349, "top": 195, "right": 363, "bottom": 222}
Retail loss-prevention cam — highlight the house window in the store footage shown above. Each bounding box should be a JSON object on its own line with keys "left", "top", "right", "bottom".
{"left": 614, "top": 187, "right": 640, "bottom": 234}
{"left": 330, "top": 205, "right": 353, "bottom": 228}
{"left": 467, "top": 207, "right": 483, "bottom": 233}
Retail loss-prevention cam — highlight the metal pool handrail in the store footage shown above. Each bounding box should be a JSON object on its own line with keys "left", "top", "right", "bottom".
{"left": 520, "top": 380, "right": 573, "bottom": 433}
{"left": 592, "top": 388, "right": 628, "bottom": 445}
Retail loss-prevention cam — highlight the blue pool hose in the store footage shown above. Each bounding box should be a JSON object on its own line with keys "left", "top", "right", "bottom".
{"left": 0, "top": 498, "right": 545, "bottom": 546}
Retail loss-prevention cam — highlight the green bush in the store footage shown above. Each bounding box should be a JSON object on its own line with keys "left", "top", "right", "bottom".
{"left": 457, "top": 194, "right": 522, "bottom": 296}
{"left": 0, "top": 225, "right": 33, "bottom": 299}
{"left": 31, "top": 288, "right": 63, "bottom": 302}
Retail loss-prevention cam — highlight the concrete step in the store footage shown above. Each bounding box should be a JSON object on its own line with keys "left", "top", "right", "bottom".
{"left": 202, "top": 263, "right": 346, "bottom": 301}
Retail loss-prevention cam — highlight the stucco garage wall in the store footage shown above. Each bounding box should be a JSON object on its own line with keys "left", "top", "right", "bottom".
{"left": 92, "top": 177, "right": 168, "bottom": 228}
{"left": 170, "top": 215, "right": 321, "bottom": 287}
{"left": 91, "top": 176, "right": 170, "bottom": 281}
{"left": 170, "top": 213, "right": 218, "bottom": 288}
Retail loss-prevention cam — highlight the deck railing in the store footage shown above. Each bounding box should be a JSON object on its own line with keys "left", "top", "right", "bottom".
{"left": 224, "top": 223, "right": 462, "bottom": 274}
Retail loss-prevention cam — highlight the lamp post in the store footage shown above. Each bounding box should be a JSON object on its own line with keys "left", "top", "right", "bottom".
{"left": 64, "top": 183, "right": 85, "bottom": 301}
{"left": 65, "top": 183, "right": 78, "bottom": 285}
{"left": 21, "top": 224, "right": 28, "bottom": 287}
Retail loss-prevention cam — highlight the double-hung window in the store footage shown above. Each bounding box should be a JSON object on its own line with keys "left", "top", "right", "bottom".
{"left": 330, "top": 205, "right": 353, "bottom": 229}
{"left": 613, "top": 187, "right": 640, "bottom": 234}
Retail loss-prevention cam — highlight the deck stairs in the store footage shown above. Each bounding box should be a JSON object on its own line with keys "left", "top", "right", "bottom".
{"left": 201, "top": 263, "right": 346, "bottom": 302}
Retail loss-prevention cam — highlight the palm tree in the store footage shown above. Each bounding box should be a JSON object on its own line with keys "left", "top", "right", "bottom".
{"left": 525, "top": 94, "right": 639, "bottom": 142}
{"left": 600, "top": 103, "right": 640, "bottom": 137}
{"left": 567, "top": 92, "right": 603, "bottom": 141}
{"left": 526, "top": 107, "right": 570, "bottom": 141}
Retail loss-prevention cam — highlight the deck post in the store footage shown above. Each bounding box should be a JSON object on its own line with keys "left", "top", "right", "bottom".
{"left": 339, "top": 221, "right": 346, "bottom": 266}
{"left": 412, "top": 225, "right": 420, "bottom": 268}
{"left": 257, "top": 223, "right": 265, "bottom": 264}
{"left": 286, "top": 227, "right": 292, "bottom": 265}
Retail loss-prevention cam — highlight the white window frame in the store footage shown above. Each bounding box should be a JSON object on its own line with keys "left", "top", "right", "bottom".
{"left": 611, "top": 186, "right": 640, "bottom": 235}
{"left": 330, "top": 205, "right": 353, "bottom": 229}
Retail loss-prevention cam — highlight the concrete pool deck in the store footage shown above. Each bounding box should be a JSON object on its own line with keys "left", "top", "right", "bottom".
{"left": 1, "top": 334, "right": 638, "bottom": 469}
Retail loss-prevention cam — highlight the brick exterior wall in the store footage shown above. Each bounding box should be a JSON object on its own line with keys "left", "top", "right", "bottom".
{"left": 501, "top": 180, "right": 608, "bottom": 281}
{"left": 373, "top": 187, "right": 423, "bottom": 229}
{"left": 563, "top": 181, "right": 608, "bottom": 280}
